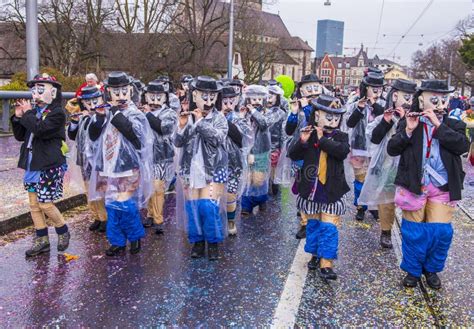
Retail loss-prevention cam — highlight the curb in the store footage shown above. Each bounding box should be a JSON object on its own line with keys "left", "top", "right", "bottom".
{"left": 0, "top": 194, "right": 87, "bottom": 235}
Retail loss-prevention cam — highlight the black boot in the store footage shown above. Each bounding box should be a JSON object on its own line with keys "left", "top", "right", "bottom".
{"left": 402, "top": 273, "right": 419, "bottom": 288}
{"left": 355, "top": 207, "right": 365, "bottom": 221}
{"left": 369, "top": 210, "right": 379, "bottom": 220}
{"left": 106, "top": 245, "right": 126, "bottom": 256}
{"left": 380, "top": 230, "right": 393, "bottom": 249}
{"left": 57, "top": 232, "right": 70, "bottom": 252}
{"left": 89, "top": 220, "right": 101, "bottom": 231}
{"left": 271, "top": 184, "right": 280, "bottom": 196}
{"left": 154, "top": 223, "right": 164, "bottom": 235}
{"left": 208, "top": 243, "right": 219, "bottom": 261}
{"left": 191, "top": 241, "right": 206, "bottom": 258}
{"left": 307, "top": 256, "right": 319, "bottom": 270}
{"left": 295, "top": 225, "right": 307, "bottom": 239}
{"left": 130, "top": 239, "right": 141, "bottom": 254}
{"left": 98, "top": 221, "right": 107, "bottom": 233}
{"left": 25, "top": 236, "right": 50, "bottom": 257}
{"left": 319, "top": 267, "right": 337, "bottom": 280}
{"left": 424, "top": 272, "right": 441, "bottom": 290}
{"left": 259, "top": 203, "right": 267, "bottom": 212}
{"left": 143, "top": 217, "right": 153, "bottom": 228}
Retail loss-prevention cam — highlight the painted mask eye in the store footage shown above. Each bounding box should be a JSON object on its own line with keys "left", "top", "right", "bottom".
{"left": 325, "top": 113, "right": 334, "bottom": 121}
{"left": 121, "top": 87, "right": 128, "bottom": 95}
{"left": 430, "top": 96, "right": 439, "bottom": 105}
{"left": 200, "top": 93, "right": 209, "bottom": 101}
{"left": 403, "top": 94, "right": 412, "bottom": 101}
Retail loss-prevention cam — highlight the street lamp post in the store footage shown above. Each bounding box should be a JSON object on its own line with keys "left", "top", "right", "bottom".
{"left": 227, "top": 0, "right": 234, "bottom": 79}
{"left": 26, "top": 0, "right": 40, "bottom": 80}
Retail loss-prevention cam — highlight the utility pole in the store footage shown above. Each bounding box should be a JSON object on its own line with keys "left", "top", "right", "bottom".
{"left": 447, "top": 52, "right": 453, "bottom": 87}
{"left": 26, "top": 0, "right": 40, "bottom": 80}
{"left": 227, "top": 0, "right": 234, "bottom": 79}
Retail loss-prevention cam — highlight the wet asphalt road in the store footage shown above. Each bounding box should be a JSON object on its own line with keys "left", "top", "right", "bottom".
{"left": 0, "top": 187, "right": 472, "bottom": 327}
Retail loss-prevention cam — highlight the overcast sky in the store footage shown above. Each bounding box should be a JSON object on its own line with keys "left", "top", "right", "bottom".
{"left": 263, "top": 0, "right": 473, "bottom": 65}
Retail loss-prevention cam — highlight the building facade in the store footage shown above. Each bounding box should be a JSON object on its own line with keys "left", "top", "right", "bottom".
{"left": 316, "top": 19, "right": 344, "bottom": 58}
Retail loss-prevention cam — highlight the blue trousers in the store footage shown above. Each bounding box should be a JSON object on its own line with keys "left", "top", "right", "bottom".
{"left": 304, "top": 219, "right": 338, "bottom": 260}
{"left": 241, "top": 194, "right": 268, "bottom": 212}
{"left": 186, "top": 199, "right": 224, "bottom": 244}
{"left": 353, "top": 180, "right": 367, "bottom": 210}
{"left": 106, "top": 200, "right": 145, "bottom": 247}
{"left": 400, "top": 219, "right": 453, "bottom": 277}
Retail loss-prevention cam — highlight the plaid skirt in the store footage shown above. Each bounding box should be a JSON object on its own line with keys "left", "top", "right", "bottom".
{"left": 24, "top": 164, "right": 67, "bottom": 203}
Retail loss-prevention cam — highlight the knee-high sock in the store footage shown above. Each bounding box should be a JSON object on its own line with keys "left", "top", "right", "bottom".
{"left": 304, "top": 219, "right": 338, "bottom": 260}
{"left": 400, "top": 219, "right": 453, "bottom": 277}
{"left": 186, "top": 200, "right": 203, "bottom": 243}
{"left": 227, "top": 193, "right": 237, "bottom": 221}
{"left": 198, "top": 199, "right": 224, "bottom": 243}
{"left": 90, "top": 199, "right": 107, "bottom": 222}
{"left": 28, "top": 192, "right": 46, "bottom": 230}
{"left": 38, "top": 202, "right": 66, "bottom": 228}
{"left": 353, "top": 180, "right": 367, "bottom": 210}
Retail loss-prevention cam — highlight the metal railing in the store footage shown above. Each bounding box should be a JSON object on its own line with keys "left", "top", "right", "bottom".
{"left": 0, "top": 90, "right": 75, "bottom": 133}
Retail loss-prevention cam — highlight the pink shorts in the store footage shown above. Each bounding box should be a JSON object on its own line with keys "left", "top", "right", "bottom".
{"left": 394, "top": 183, "right": 457, "bottom": 212}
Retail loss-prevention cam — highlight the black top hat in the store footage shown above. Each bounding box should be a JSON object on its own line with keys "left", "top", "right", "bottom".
{"left": 362, "top": 72, "right": 385, "bottom": 87}
{"left": 181, "top": 74, "right": 193, "bottom": 83}
{"left": 79, "top": 86, "right": 103, "bottom": 99}
{"left": 298, "top": 74, "right": 323, "bottom": 86}
{"left": 418, "top": 79, "right": 454, "bottom": 93}
{"left": 133, "top": 79, "right": 145, "bottom": 91}
{"left": 365, "top": 67, "right": 383, "bottom": 76}
{"left": 144, "top": 82, "right": 167, "bottom": 94}
{"left": 311, "top": 94, "right": 346, "bottom": 114}
{"left": 104, "top": 71, "right": 133, "bottom": 87}
{"left": 391, "top": 79, "right": 417, "bottom": 94}
{"left": 222, "top": 86, "right": 239, "bottom": 98}
{"left": 191, "top": 76, "right": 222, "bottom": 92}
{"left": 156, "top": 75, "right": 170, "bottom": 83}
{"left": 27, "top": 73, "right": 62, "bottom": 88}
{"left": 229, "top": 79, "right": 243, "bottom": 87}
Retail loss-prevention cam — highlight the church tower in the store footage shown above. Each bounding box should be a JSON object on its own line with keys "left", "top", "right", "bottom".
{"left": 235, "top": 0, "right": 263, "bottom": 11}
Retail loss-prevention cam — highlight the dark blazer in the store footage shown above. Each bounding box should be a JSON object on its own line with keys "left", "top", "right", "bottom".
{"left": 371, "top": 116, "right": 396, "bottom": 145}
{"left": 387, "top": 118, "right": 469, "bottom": 201}
{"left": 289, "top": 130, "right": 350, "bottom": 203}
{"left": 11, "top": 105, "right": 66, "bottom": 171}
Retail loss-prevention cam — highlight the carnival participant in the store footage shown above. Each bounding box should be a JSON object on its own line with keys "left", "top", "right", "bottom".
{"left": 11, "top": 73, "right": 70, "bottom": 257}
{"left": 266, "top": 84, "right": 287, "bottom": 195}
{"left": 221, "top": 86, "right": 252, "bottom": 235}
{"left": 88, "top": 71, "right": 153, "bottom": 256}
{"left": 345, "top": 72, "right": 385, "bottom": 221}
{"left": 285, "top": 74, "right": 324, "bottom": 239}
{"left": 68, "top": 86, "right": 108, "bottom": 232}
{"left": 387, "top": 79, "right": 469, "bottom": 289}
{"left": 288, "top": 95, "right": 349, "bottom": 280}
{"left": 155, "top": 75, "right": 181, "bottom": 113}
{"left": 141, "top": 81, "right": 178, "bottom": 235}
{"left": 241, "top": 85, "right": 281, "bottom": 215}
{"left": 173, "top": 76, "right": 228, "bottom": 260}
{"left": 358, "top": 79, "right": 416, "bottom": 248}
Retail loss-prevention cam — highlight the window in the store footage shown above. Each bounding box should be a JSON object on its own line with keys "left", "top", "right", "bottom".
{"left": 344, "top": 77, "right": 350, "bottom": 84}
{"left": 292, "top": 67, "right": 295, "bottom": 80}
{"left": 234, "top": 53, "right": 239, "bottom": 65}
{"left": 345, "top": 69, "right": 350, "bottom": 75}
{"left": 321, "top": 69, "right": 331, "bottom": 76}
{"left": 324, "top": 62, "right": 329, "bottom": 68}
{"left": 345, "top": 63, "right": 350, "bottom": 68}
{"left": 337, "top": 63, "right": 342, "bottom": 68}
{"left": 336, "top": 69, "right": 342, "bottom": 76}
{"left": 336, "top": 77, "right": 342, "bottom": 85}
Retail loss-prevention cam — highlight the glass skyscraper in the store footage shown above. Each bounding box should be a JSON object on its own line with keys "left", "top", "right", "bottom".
{"left": 316, "top": 20, "right": 344, "bottom": 58}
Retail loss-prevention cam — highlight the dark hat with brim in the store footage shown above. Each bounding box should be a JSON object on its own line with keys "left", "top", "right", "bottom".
{"left": 229, "top": 79, "right": 243, "bottom": 87}
{"left": 79, "top": 86, "right": 102, "bottom": 99}
{"left": 27, "top": 73, "right": 62, "bottom": 88}
{"left": 365, "top": 67, "right": 383, "bottom": 76}
{"left": 362, "top": 72, "right": 385, "bottom": 87}
{"left": 298, "top": 74, "right": 323, "bottom": 87}
{"left": 191, "top": 76, "right": 222, "bottom": 92}
{"left": 181, "top": 74, "right": 193, "bottom": 83}
{"left": 133, "top": 79, "right": 145, "bottom": 91}
{"left": 222, "top": 86, "right": 239, "bottom": 98}
{"left": 144, "top": 82, "right": 167, "bottom": 94}
{"left": 104, "top": 71, "right": 133, "bottom": 87}
{"left": 418, "top": 79, "right": 454, "bottom": 93}
{"left": 311, "top": 94, "right": 346, "bottom": 114}
{"left": 391, "top": 79, "right": 417, "bottom": 94}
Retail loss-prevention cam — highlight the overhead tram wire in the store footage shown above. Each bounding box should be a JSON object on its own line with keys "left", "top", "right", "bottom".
{"left": 387, "top": 0, "right": 434, "bottom": 57}
{"left": 374, "top": 0, "right": 386, "bottom": 50}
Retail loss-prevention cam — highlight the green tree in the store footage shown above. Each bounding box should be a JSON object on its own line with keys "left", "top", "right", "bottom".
{"left": 459, "top": 34, "right": 474, "bottom": 69}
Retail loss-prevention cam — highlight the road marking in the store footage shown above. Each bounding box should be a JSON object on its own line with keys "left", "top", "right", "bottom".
{"left": 271, "top": 239, "right": 311, "bottom": 328}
